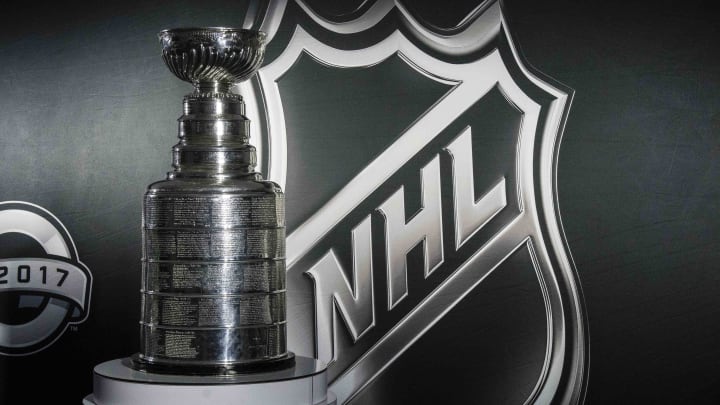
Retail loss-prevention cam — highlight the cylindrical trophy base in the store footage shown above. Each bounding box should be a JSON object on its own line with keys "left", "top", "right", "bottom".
{"left": 130, "top": 352, "right": 295, "bottom": 375}
{"left": 84, "top": 356, "right": 334, "bottom": 405}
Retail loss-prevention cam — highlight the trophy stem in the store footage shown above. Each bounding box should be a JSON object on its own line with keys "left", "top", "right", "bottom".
{"left": 170, "top": 90, "right": 257, "bottom": 179}
{"left": 195, "top": 81, "right": 232, "bottom": 95}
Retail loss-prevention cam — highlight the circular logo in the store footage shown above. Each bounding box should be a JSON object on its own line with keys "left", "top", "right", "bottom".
{"left": 0, "top": 201, "right": 92, "bottom": 355}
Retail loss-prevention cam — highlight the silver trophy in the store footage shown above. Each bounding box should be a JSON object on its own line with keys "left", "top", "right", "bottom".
{"left": 85, "top": 27, "right": 332, "bottom": 405}
{"left": 133, "top": 27, "right": 292, "bottom": 374}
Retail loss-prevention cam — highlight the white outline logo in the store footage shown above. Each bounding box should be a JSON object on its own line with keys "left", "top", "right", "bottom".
{"left": 0, "top": 201, "right": 92, "bottom": 355}
{"left": 247, "top": 1, "right": 588, "bottom": 403}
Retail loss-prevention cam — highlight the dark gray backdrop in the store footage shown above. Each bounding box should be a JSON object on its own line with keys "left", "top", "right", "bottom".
{"left": 0, "top": 0, "right": 717, "bottom": 403}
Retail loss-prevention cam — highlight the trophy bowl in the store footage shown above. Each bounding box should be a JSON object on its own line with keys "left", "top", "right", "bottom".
{"left": 158, "top": 27, "right": 266, "bottom": 87}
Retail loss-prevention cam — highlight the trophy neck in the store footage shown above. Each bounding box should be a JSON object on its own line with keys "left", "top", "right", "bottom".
{"left": 194, "top": 81, "right": 232, "bottom": 95}
{"left": 168, "top": 91, "right": 260, "bottom": 181}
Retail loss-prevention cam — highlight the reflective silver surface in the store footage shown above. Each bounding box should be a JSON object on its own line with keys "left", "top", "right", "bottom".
{"left": 138, "top": 27, "right": 290, "bottom": 371}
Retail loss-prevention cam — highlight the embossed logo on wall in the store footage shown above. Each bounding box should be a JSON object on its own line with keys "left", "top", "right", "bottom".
{"left": 245, "top": 0, "right": 589, "bottom": 403}
{"left": 0, "top": 201, "right": 92, "bottom": 355}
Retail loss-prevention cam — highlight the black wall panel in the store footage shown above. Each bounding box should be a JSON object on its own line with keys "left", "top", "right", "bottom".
{"left": 0, "top": 1, "right": 717, "bottom": 403}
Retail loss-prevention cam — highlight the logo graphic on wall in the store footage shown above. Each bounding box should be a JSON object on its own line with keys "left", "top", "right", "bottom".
{"left": 0, "top": 201, "right": 92, "bottom": 355}
{"left": 242, "top": 0, "right": 588, "bottom": 403}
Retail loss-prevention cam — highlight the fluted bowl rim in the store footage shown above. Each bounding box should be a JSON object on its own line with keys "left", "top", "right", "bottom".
{"left": 158, "top": 27, "right": 266, "bottom": 38}
{"left": 158, "top": 27, "right": 266, "bottom": 85}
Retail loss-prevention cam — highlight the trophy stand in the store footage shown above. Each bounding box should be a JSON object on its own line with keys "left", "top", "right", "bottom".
{"left": 84, "top": 357, "right": 334, "bottom": 405}
{"left": 84, "top": 27, "right": 334, "bottom": 405}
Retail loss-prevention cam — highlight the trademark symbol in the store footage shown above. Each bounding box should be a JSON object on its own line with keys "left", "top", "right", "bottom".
{"left": 70, "top": 325, "right": 79, "bottom": 332}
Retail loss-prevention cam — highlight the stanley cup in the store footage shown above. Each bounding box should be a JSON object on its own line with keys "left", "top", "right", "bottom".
{"left": 134, "top": 27, "right": 293, "bottom": 374}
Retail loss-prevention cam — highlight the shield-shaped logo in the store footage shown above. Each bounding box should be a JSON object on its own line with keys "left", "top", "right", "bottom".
{"left": 242, "top": 0, "right": 588, "bottom": 403}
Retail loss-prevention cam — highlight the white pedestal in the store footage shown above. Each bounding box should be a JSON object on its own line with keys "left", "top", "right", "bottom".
{"left": 83, "top": 356, "right": 335, "bottom": 405}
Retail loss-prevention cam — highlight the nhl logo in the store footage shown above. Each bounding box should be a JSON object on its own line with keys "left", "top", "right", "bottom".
{"left": 242, "top": 0, "right": 588, "bottom": 403}
{"left": 0, "top": 201, "right": 92, "bottom": 355}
